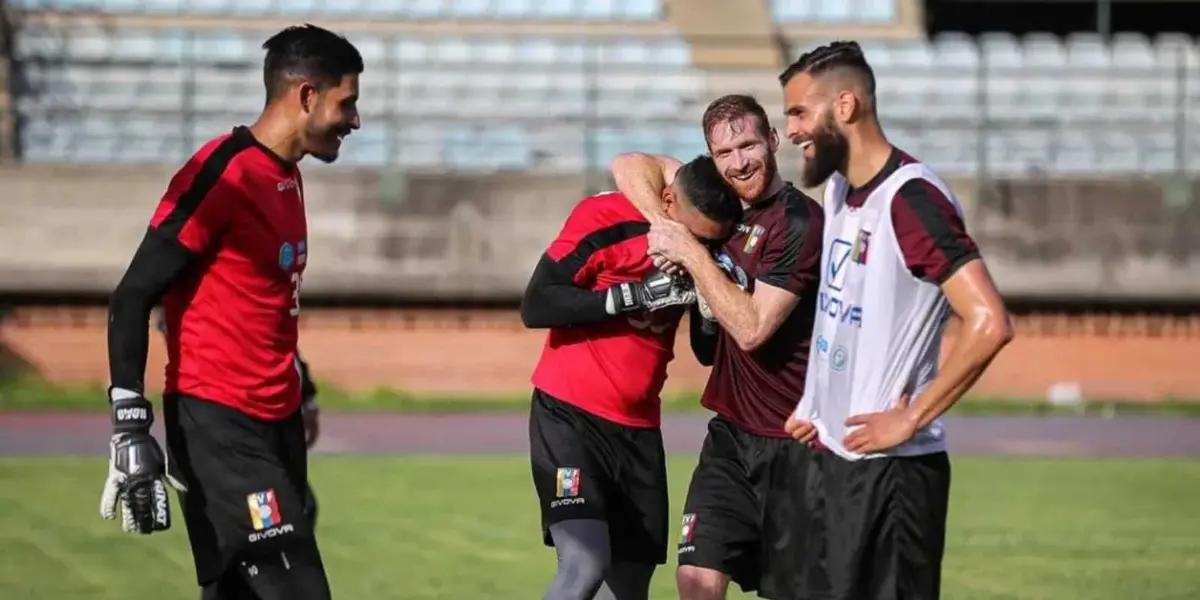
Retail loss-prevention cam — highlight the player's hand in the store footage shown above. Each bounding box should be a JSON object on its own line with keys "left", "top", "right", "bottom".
{"left": 647, "top": 220, "right": 704, "bottom": 268}
{"left": 784, "top": 413, "right": 818, "bottom": 444}
{"left": 99, "top": 391, "right": 172, "bottom": 534}
{"left": 651, "top": 254, "right": 685, "bottom": 276}
{"left": 843, "top": 393, "right": 917, "bottom": 454}
{"left": 302, "top": 398, "right": 320, "bottom": 449}
{"left": 606, "top": 269, "right": 697, "bottom": 314}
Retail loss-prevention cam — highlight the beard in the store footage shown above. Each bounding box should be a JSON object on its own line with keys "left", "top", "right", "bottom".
{"left": 802, "top": 115, "right": 849, "bottom": 188}
{"left": 725, "top": 151, "right": 778, "bottom": 202}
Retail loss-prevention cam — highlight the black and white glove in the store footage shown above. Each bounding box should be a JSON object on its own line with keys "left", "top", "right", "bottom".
{"left": 99, "top": 388, "right": 172, "bottom": 534}
{"left": 605, "top": 269, "right": 697, "bottom": 315}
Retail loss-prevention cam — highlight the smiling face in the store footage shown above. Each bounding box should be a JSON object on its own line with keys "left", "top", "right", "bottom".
{"left": 782, "top": 72, "right": 850, "bottom": 188}
{"left": 705, "top": 114, "right": 780, "bottom": 203}
{"left": 299, "top": 73, "right": 360, "bottom": 163}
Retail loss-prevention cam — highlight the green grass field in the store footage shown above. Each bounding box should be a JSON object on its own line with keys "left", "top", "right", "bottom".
{"left": 4, "top": 376, "right": 1200, "bottom": 416}
{"left": 1, "top": 456, "right": 1198, "bottom": 599}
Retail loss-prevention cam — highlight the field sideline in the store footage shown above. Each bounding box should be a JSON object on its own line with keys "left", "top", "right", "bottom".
{"left": 2, "top": 456, "right": 1198, "bottom": 599}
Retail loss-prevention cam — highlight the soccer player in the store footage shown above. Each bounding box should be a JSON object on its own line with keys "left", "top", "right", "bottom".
{"left": 780, "top": 41, "right": 1014, "bottom": 599}
{"left": 99, "top": 25, "right": 361, "bottom": 600}
{"left": 522, "top": 155, "right": 742, "bottom": 600}
{"left": 609, "top": 94, "right": 824, "bottom": 600}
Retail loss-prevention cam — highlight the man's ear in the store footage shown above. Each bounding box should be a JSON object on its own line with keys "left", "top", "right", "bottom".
{"left": 299, "top": 82, "right": 318, "bottom": 113}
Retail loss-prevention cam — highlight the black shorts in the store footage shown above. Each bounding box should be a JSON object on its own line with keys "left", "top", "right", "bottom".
{"left": 164, "top": 394, "right": 328, "bottom": 598}
{"left": 793, "top": 450, "right": 952, "bottom": 600}
{"left": 677, "top": 415, "right": 817, "bottom": 599}
{"left": 528, "top": 388, "right": 669, "bottom": 565}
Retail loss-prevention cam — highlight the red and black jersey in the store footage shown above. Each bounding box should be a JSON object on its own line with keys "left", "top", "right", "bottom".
{"left": 529, "top": 192, "right": 684, "bottom": 428}
{"left": 152, "top": 126, "right": 308, "bottom": 421}
{"left": 700, "top": 184, "right": 824, "bottom": 438}
{"left": 845, "top": 148, "right": 981, "bottom": 283}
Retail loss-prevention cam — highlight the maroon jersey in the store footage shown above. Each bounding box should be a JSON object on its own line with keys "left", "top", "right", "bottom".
{"left": 701, "top": 184, "right": 824, "bottom": 437}
{"left": 530, "top": 192, "right": 684, "bottom": 427}
{"left": 845, "top": 148, "right": 980, "bottom": 282}
{"left": 151, "top": 126, "right": 307, "bottom": 421}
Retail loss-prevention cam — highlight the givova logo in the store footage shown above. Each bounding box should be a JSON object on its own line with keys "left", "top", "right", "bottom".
{"left": 550, "top": 467, "right": 586, "bottom": 508}
{"left": 818, "top": 292, "right": 863, "bottom": 328}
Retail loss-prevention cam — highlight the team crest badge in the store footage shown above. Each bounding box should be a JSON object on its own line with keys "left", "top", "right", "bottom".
{"left": 278, "top": 242, "right": 295, "bottom": 270}
{"left": 851, "top": 229, "right": 870, "bottom": 265}
{"left": 556, "top": 467, "right": 581, "bottom": 498}
{"left": 742, "top": 225, "right": 766, "bottom": 253}
{"left": 681, "top": 513, "right": 697, "bottom": 544}
{"left": 247, "top": 488, "right": 282, "bottom": 531}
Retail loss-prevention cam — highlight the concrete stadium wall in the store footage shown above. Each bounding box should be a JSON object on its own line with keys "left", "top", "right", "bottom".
{"left": 2, "top": 164, "right": 1199, "bottom": 302}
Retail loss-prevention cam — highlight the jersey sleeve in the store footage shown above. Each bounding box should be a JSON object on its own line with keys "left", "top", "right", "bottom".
{"left": 757, "top": 198, "right": 823, "bottom": 296}
{"left": 891, "top": 178, "right": 981, "bottom": 284}
{"left": 148, "top": 147, "right": 242, "bottom": 255}
{"left": 544, "top": 195, "right": 649, "bottom": 287}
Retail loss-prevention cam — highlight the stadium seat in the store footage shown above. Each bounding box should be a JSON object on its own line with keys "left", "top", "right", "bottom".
{"left": 933, "top": 32, "right": 980, "bottom": 70}
{"left": 9, "top": 20, "right": 1200, "bottom": 175}
{"left": 771, "top": 0, "right": 896, "bottom": 24}
{"left": 1111, "top": 33, "right": 1156, "bottom": 69}
{"left": 1066, "top": 33, "right": 1110, "bottom": 68}
{"left": 1023, "top": 32, "right": 1067, "bottom": 68}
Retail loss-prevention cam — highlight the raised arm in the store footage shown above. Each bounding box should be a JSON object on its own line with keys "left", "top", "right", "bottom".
{"left": 609, "top": 152, "right": 682, "bottom": 223}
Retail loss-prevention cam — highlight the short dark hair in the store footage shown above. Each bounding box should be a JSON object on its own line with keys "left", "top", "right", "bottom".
{"left": 262, "top": 24, "right": 363, "bottom": 101}
{"left": 778, "top": 40, "right": 875, "bottom": 103}
{"left": 701, "top": 94, "right": 771, "bottom": 148}
{"left": 674, "top": 155, "right": 742, "bottom": 224}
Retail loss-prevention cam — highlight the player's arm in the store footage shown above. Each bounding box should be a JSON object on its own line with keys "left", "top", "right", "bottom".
{"left": 900, "top": 260, "right": 1012, "bottom": 429}
{"left": 688, "top": 304, "right": 717, "bottom": 366}
{"left": 844, "top": 180, "right": 1014, "bottom": 454}
{"left": 609, "top": 152, "right": 682, "bottom": 223}
{"left": 685, "top": 260, "right": 798, "bottom": 352}
{"left": 521, "top": 198, "right": 694, "bottom": 329}
{"left": 519, "top": 253, "right": 611, "bottom": 328}
{"left": 101, "top": 160, "right": 237, "bottom": 534}
{"left": 520, "top": 252, "right": 695, "bottom": 329}
{"left": 108, "top": 230, "right": 194, "bottom": 396}
{"left": 651, "top": 200, "right": 822, "bottom": 352}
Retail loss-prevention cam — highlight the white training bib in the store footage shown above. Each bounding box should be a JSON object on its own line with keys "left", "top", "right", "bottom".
{"left": 794, "top": 162, "right": 962, "bottom": 460}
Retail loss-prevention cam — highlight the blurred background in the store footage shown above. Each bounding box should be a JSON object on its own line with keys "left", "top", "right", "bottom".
{"left": 1, "top": 0, "right": 1199, "bottom": 406}
{"left": 1, "top": 2, "right": 1199, "bottom": 599}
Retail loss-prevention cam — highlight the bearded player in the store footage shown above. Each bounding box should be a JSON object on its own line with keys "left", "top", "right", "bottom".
{"left": 781, "top": 41, "right": 1013, "bottom": 599}
{"left": 609, "top": 95, "right": 824, "bottom": 600}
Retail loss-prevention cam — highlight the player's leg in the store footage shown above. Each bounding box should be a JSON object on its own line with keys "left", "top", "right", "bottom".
{"left": 233, "top": 403, "right": 331, "bottom": 600}
{"left": 595, "top": 562, "right": 655, "bottom": 600}
{"left": 818, "top": 450, "right": 953, "bottom": 600}
{"left": 303, "top": 482, "right": 318, "bottom": 528}
{"left": 167, "top": 395, "right": 329, "bottom": 600}
{"left": 529, "top": 389, "right": 614, "bottom": 600}
{"left": 881, "top": 452, "right": 951, "bottom": 600}
{"left": 544, "top": 519, "right": 611, "bottom": 600}
{"left": 200, "top": 568, "right": 256, "bottom": 600}
{"left": 600, "top": 424, "right": 669, "bottom": 600}
{"left": 755, "top": 439, "right": 825, "bottom": 600}
{"left": 676, "top": 417, "right": 763, "bottom": 600}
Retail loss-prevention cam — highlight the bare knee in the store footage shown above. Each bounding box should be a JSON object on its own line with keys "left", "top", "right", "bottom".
{"left": 676, "top": 566, "right": 728, "bottom": 600}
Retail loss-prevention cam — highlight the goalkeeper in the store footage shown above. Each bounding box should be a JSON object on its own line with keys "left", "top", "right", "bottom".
{"left": 520, "top": 154, "right": 741, "bottom": 600}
